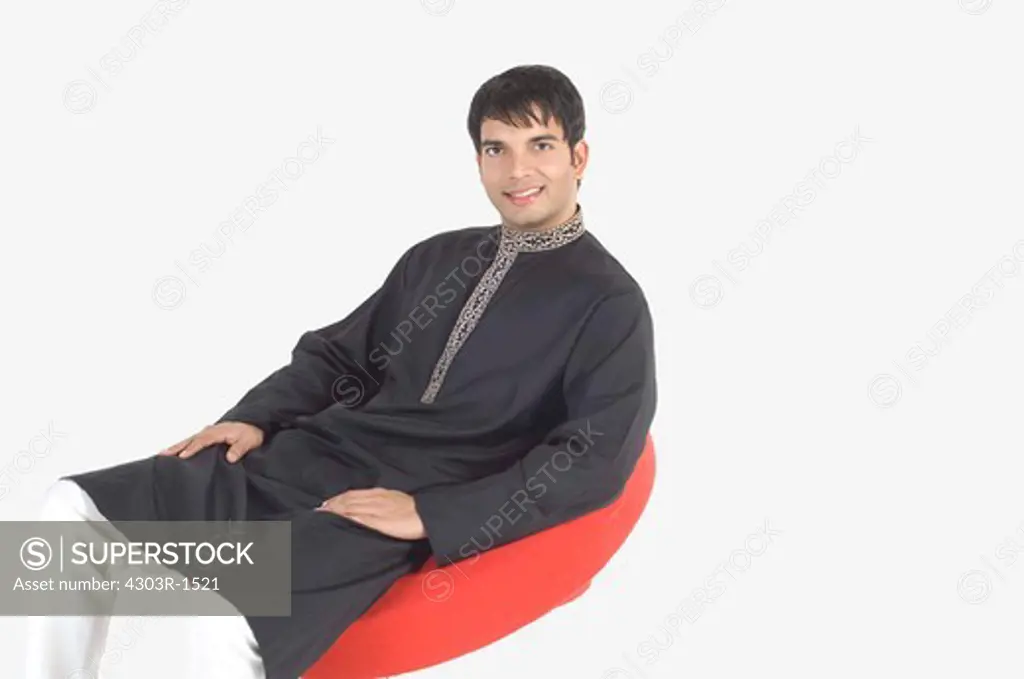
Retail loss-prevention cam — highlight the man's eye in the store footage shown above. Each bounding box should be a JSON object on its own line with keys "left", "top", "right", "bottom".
{"left": 537, "top": 142, "right": 553, "bottom": 150}
{"left": 484, "top": 147, "right": 501, "bottom": 156}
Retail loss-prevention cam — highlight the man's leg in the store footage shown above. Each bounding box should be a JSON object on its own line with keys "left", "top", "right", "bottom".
{"left": 183, "top": 612, "right": 265, "bottom": 678}
{"left": 25, "top": 479, "right": 116, "bottom": 679}
{"left": 26, "top": 478, "right": 265, "bottom": 679}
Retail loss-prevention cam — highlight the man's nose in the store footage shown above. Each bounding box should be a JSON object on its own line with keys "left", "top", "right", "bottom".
{"left": 507, "top": 152, "right": 534, "bottom": 179}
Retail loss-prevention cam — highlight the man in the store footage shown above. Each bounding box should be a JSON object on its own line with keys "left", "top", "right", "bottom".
{"left": 28, "top": 64, "right": 657, "bottom": 679}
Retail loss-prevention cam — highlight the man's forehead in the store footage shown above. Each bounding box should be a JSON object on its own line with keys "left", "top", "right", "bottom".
{"left": 481, "top": 114, "right": 564, "bottom": 141}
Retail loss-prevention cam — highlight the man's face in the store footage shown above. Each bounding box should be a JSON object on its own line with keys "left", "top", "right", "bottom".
{"left": 476, "top": 105, "right": 588, "bottom": 231}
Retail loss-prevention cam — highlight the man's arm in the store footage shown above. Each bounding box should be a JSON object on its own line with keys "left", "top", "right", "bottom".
{"left": 412, "top": 290, "right": 657, "bottom": 566}
{"left": 215, "top": 246, "right": 413, "bottom": 439}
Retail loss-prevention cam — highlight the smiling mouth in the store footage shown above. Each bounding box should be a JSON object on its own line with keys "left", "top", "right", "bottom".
{"left": 503, "top": 186, "right": 544, "bottom": 205}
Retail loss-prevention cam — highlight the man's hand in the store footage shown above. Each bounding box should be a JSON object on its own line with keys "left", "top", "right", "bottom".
{"left": 158, "top": 422, "right": 264, "bottom": 463}
{"left": 315, "top": 488, "right": 427, "bottom": 540}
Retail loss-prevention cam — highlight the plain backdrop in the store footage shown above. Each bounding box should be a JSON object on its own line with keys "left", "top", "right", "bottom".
{"left": 2, "top": 1, "right": 1022, "bottom": 677}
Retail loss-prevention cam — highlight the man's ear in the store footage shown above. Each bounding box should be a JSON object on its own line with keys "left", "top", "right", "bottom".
{"left": 572, "top": 139, "right": 590, "bottom": 178}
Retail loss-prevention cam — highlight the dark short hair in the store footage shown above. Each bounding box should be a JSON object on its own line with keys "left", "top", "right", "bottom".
{"left": 467, "top": 65, "right": 586, "bottom": 189}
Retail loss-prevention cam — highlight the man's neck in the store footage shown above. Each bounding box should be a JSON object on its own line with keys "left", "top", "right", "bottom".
{"left": 502, "top": 203, "right": 580, "bottom": 234}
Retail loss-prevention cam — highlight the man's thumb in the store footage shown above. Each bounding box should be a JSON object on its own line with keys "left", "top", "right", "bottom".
{"left": 225, "top": 442, "right": 248, "bottom": 462}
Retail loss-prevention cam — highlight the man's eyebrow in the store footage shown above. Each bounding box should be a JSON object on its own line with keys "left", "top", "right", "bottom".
{"left": 481, "top": 134, "right": 562, "bottom": 147}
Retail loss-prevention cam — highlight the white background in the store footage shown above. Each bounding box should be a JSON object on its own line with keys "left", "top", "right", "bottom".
{"left": 2, "top": 0, "right": 1022, "bottom": 677}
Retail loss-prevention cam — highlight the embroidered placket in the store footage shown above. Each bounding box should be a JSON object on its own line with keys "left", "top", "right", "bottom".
{"left": 419, "top": 208, "right": 586, "bottom": 404}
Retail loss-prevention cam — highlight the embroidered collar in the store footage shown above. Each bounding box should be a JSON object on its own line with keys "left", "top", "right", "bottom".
{"left": 498, "top": 205, "right": 586, "bottom": 252}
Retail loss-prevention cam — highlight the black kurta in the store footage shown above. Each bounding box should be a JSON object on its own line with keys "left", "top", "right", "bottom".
{"left": 65, "top": 204, "right": 657, "bottom": 679}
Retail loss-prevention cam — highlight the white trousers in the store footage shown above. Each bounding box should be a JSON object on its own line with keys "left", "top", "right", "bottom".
{"left": 25, "top": 479, "right": 267, "bottom": 679}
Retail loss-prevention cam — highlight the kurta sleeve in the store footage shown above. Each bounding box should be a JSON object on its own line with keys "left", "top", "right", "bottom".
{"left": 412, "top": 290, "right": 657, "bottom": 566}
{"left": 215, "top": 246, "right": 413, "bottom": 439}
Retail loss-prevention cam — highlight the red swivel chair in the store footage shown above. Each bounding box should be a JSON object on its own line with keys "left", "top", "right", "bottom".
{"left": 305, "top": 434, "right": 657, "bottom": 679}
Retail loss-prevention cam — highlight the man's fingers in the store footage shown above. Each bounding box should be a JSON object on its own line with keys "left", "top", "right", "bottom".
{"left": 224, "top": 442, "right": 250, "bottom": 463}
{"left": 335, "top": 510, "right": 380, "bottom": 529}
{"left": 335, "top": 497, "right": 387, "bottom": 514}
{"left": 178, "top": 435, "right": 215, "bottom": 459}
{"left": 340, "top": 506, "right": 385, "bottom": 519}
{"left": 317, "top": 499, "right": 382, "bottom": 517}
{"left": 315, "top": 489, "right": 385, "bottom": 511}
{"left": 315, "top": 505, "right": 403, "bottom": 537}
{"left": 338, "top": 488, "right": 386, "bottom": 497}
{"left": 331, "top": 490, "right": 389, "bottom": 509}
{"left": 158, "top": 437, "right": 192, "bottom": 456}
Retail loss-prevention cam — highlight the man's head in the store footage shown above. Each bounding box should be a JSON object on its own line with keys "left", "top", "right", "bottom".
{"left": 468, "top": 65, "right": 588, "bottom": 232}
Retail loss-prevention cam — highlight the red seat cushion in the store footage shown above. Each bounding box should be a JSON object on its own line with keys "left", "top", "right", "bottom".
{"left": 305, "top": 434, "right": 656, "bottom": 679}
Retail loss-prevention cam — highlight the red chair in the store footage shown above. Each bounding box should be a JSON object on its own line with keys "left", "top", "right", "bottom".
{"left": 305, "top": 434, "right": 657, "bottom": 679}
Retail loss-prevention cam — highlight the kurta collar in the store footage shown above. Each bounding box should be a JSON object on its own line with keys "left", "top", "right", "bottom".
{"left": 499, "top": 204, "right": 586, "bottom": 252}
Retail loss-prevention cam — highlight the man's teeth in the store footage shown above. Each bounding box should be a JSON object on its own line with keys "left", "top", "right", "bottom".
{"left": 509, "top": 187, "right": 542, "bottom": 197}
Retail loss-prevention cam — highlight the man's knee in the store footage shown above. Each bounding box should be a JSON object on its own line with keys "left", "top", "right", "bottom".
{"left": 38, "top": 479, "right": 92, "bottom": 521}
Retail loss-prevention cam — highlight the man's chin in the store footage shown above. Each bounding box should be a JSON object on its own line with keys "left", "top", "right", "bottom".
{"left": 493, "top": 204, "right": 552, "bottom": 232}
